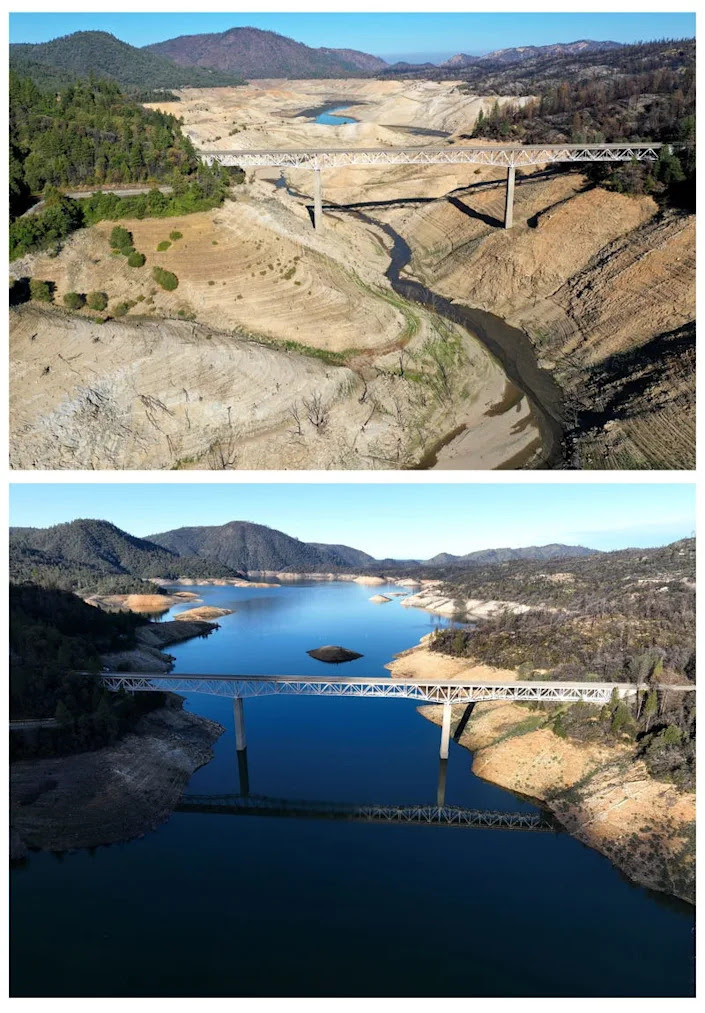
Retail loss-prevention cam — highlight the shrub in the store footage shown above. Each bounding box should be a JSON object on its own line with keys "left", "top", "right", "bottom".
{"left": 87, "top": 291, "right": 108, "bottom": 311}
{"left": 169, "top": 230, "right": 183, "bottom": 240}
{"left": 109, "top": 226, "right": 132, "bottom": 250}
{"left": 63, "top": 291, "right": 86, "bottom": 310}
{"left": 9, "top": 196, "right": 83, "bottom": 260}
{"left": 29, "top": 278, "right": 53, "bottom": 302}
{"left": 119, "top": 245, "right": 135, "bottom": 257}
{"left": 157, "top": 240, "right": 171, "bottom": 251}
{"left": 127, "top": 251, "right": 146, "bottom": 268}
{"left": 662, "top": 724, "right": 683, "bottom": 746}
{"left": 610, "top": 701, "right": 633, "bottom": 736}
{"left": 152, "top": 266, "right": 178, "bottom": 291}
{"left": 112, "top": 302, "right": 129, "bottom": 317}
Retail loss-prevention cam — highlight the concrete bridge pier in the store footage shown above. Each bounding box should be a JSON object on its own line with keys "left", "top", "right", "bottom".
{"left": 233, "top": 696, "right": 247, "bottom": 751}
{"left": 436, "top": 757, "right": 448, "bottom": 807}
{"left": 440, "top": 702, "right": 452, "bottom": 759}
{"left": 504, "top": 165, "right": 516, "bottom": 229}
{"left": 313, "top": 162, "right": 323, "bottom": 230}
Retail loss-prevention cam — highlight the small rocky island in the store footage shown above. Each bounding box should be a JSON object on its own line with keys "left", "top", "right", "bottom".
{"left": 307, "top": 645, "right": 363, "bottom": 663}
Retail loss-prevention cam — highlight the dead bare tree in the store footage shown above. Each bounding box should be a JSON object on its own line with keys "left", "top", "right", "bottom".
{"left": 302, "top": 392, "right": 329, "bottom": 434}
{"left": 207, "top": 433, "right": 238, "bottom": 469}
{"left": 289, "top": 400, "right": 304, "bottom": 437}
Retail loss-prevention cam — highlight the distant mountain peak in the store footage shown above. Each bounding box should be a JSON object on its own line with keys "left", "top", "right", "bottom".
{"left": 441, "top": 38, "right": 623, "bottom": 69}
{"left": 145, "top": 25, "right": 385, "bottom": 78}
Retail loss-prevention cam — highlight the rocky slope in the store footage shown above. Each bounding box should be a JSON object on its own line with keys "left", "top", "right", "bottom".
{"left": 391, "top": 171, "right": 695, "bottom": 469}
{"left": 391, "top": 640, "right": 695, "bottom": 903}
{"left": 10, "top": 702, "right": 224, "bottom": 856}
{"left": 420, "top": 697, "right": 695, "bottom": 903}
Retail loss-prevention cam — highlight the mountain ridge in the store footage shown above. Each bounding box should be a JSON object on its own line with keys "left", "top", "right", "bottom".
{"left": 9, "top": 30, "right": 245, "bottom": 90}
{"left": 145, "top": 26, "right": 387, "bottom": 78}
{"left": 10, "top": 518, "right": 600, "bottom": 584}
{"left": 9, "top": 518, "right": 241, "bottom": 593}
{"left": 442, "top": 39, "right": 623, "bottom": 69}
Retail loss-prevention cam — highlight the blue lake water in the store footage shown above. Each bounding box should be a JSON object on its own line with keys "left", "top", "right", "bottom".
{"left": 11, "top": 581, "right": 695, "bottom": 997}
{"left": 315, "top": 105, "right": 357, "bottom": 125}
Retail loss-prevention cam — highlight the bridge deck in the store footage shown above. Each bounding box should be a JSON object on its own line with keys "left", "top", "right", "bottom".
{"left": 202, "top": 142, "right": 663, "bottom": 169}
{"left": 101, "top": 672, "right": 642, "bottom": 704}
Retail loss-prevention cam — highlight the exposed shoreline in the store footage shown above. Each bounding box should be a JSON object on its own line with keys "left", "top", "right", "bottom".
{"left": 10, "top": 620, "right": 223, "bottom": 858}
{"left": 388, "top": 639, "right": 695, "bottom": 904}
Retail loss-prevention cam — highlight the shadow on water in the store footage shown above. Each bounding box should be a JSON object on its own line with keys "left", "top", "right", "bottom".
{"left": 276, "top": 174, "right": 567, "bottom": 468}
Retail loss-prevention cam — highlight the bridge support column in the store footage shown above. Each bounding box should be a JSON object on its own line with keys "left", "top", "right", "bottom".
{"left": 233, "top": 696, "right": 246, "bottom": 752}
{"left": 437, "top": 757, "right": 448, "bottom": 807}
{"left": 440, "top": 702, "right": 452, "bottom": 759}
{"left": 313, "top": 163, "right": 323, "bottom": 230}
{"left": 504, "top": 165, "right": 516, "bottom": 229}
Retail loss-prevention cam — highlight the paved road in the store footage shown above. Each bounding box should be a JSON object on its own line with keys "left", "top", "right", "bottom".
{"left": 21, "top": 184, "right": 173, "bottom": 217}
{"left": 10, "top": 718, "right": 59, "bottom": 731}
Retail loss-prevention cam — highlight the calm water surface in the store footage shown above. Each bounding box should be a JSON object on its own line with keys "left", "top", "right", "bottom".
{"left": 11, "top": 581, "right": 694, "bottom": 997}
{"left": 315, "top": 105, "right": 357, "bottom": 125}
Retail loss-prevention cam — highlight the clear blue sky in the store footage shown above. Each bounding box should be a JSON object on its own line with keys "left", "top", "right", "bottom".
{"left": 9, "top": 483, "right": 695, "bottom": 558}
{"left": 8, "top": 12, "right": 696, "bottom": 62}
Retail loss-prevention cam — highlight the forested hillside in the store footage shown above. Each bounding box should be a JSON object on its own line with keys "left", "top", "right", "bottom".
{"left": 148, "top": 520, "right": 377, "bottom": 572}
{"left": 10, "top": 74, "right": 194, "bottom": 211}
{"left": 9, "top": 73, "right": 236, "bottom": 258}
{"left": 146, "top": 26, "right": 385, "bottom": 78}
{"left": 9, "top": 31, "right": 245, "bottom": 91}
{"left": 10, "top": 583, "right": 165, "bottom": 757}
{"left": 9, "top": 519, "right": 240, "bottom": 594}
{"left": 468, "top": 38, "right": 695, "bottom": 207}
{"left": 428, "top": 538, "right": 695, "bottom": 788}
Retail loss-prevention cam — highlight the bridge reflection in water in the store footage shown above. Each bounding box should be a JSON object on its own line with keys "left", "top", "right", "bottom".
{"left": 179, "top": 740, "right": 554, "bottom": 834}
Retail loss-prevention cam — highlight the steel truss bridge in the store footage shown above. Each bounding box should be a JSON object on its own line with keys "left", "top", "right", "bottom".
{"left": 201, "top": 142, "right": 663, "bottom": 229}
{"left": 177, "top": 792, "right": 553, "bottom": 832}
{"left": 102, "top": 672, "right": 639, "bottom": 759}
{"left": 102, "top": 673, "right": 636, "bottom": 705}
{"left": 201, "top": 143, "right": 663, "bottom": 170}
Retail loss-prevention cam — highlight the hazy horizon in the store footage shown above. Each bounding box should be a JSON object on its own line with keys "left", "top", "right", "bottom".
{"left": 9, "top": 484, "right": 695, "bottom": 558}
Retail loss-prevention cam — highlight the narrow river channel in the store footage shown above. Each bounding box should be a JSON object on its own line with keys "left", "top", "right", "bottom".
{"left": 276, "top": 168, "right": 567, "bottom": 467}
{"left": 11, "top": 582, "right": 694, "bottom": 997}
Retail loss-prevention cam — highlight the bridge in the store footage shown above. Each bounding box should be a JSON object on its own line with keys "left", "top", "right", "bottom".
{"left": 177, "top": 792, "right": 553, "bottom": 833}
{"left": 101, "top": 672, "right": 640, "bottom": 760}
{"left": 201, "top": 142, "right": 664, "bottom": 230}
